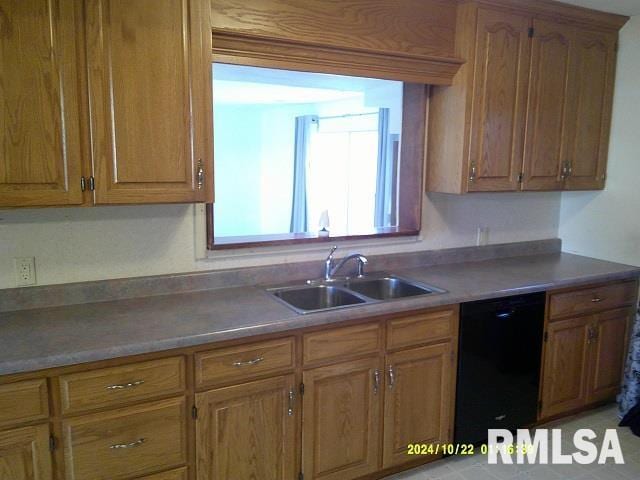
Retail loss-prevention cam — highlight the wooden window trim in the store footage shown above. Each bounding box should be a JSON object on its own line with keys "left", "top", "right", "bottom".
{"left": 207, "top": 83, "right": 426, "bottom": 251}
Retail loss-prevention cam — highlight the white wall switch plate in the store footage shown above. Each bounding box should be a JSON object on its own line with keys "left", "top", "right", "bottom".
{"left": 14, "top": 257, "right": 36, "bottom": 286}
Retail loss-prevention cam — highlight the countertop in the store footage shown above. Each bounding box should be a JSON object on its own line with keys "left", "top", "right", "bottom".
{"left": 1, "top": 252, "right": 638, "bottom": 376}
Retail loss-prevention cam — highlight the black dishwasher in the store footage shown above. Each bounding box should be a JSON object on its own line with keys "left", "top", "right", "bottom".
{"left": 454, "top": 292, "right": 545, "bottom": 445}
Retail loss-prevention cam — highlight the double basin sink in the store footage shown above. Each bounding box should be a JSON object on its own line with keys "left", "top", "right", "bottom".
{"left": 267, "top": 274, "right": 445, "bottom": 314}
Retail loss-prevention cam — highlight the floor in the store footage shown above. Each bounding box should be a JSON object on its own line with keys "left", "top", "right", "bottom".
{"left": 384, "top": 405, "right": 640, "bottom": 480}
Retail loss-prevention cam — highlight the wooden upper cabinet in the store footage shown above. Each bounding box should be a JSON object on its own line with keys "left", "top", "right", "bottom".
{"left": 521, "top": 20, "right": 572, "bottom": 191}
{"left": 0, "top": 424, "right": 53, "bottom": 480}
{"left": 85, "top": 0, "right": 213, "bottom": 204}
{"left": 467, "top": 9, "right": 530, "bottom": 192}
{"left": 0, "top": 0, "right": 84, "bottom": 208}
{"left": 427, "top": 2, "right": 626, "bottom": 194}
{"left": 564, "top": 29, "right": 617, "bottom": 190}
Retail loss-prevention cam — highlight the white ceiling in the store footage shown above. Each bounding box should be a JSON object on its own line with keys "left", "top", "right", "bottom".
{"left": 557, "top": 0, "right": 640, "bottom": 16}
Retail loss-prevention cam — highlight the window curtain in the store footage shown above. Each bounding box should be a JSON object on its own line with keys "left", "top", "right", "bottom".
{"left": 374, "top": 108, "right": 393, "bottom": 228}
{"left": 619, "top": 305, "right": 640, "bottom": 417}
{"left": 290, "top": 115, "right": 318, "bottom": 233}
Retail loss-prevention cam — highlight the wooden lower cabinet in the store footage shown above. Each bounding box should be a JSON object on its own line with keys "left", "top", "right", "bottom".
{"left": 0, "top": 424, "right": 52, "bottom": 480}
{"left": 587, "top": 308, "right": 632, "bottom": 404}
{"left": 540, "top": 307, "right": 632, "bottom": 419}
{"left": 62, "top": 398, "right": 187, "bottom": 480}
{"left": 302, "top": 357, "right": 382, "bottom": 480}
{"left": 540, "top": 316, "right": 591, "bottom": 419}
{"left": 383, "top": 343, "right": 453, "bottom": 469}
{"left": 195, "top": 375, "right": 297, "bottom": 480}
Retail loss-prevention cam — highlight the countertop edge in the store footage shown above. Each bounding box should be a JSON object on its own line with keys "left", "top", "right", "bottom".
{"left": 2, "top": 267, "right": 638, "bottom": 377}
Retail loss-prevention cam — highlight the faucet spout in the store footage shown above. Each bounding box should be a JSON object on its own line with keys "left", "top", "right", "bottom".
{"left": 330, "top": 253, "right": 368, "bottom": 279}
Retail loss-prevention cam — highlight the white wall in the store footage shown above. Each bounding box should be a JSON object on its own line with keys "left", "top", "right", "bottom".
{"left": 559, "top": 16, "right": 640, "bottom": 267}
{"left": 0, "top": 190, "right": 560, "bottom": 289}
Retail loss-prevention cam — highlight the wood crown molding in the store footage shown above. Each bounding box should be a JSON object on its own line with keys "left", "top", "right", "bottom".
{"left": 460, "top": 0, "right": 629, "bottom": 31}
{"left": 211, "top": 31, "right": 464, "bottom": 85}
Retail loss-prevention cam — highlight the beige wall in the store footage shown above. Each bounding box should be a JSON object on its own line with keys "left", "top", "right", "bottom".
{"left": 0, "top": 190, "right": 561, "bottom": 289}
{"left": 559, "top": 16, "right": 640, "bottom": 267}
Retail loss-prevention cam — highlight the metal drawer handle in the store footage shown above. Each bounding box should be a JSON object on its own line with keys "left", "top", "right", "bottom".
{"left": 106, "top": 380, "right": 145, "bottom": 390}
{"left": 232, "top": 357, "right": 264, "bottom": 367}
{"left": 373, "top": 369, "right": 380, "bottom": 395}
{"left": 109, "top": 438, "right": 146, "bottom": 450}
{"left": 288, "top": 388, "right": 295, "bottom": 416}
{"left": 591, "top": 297, "right": 602, "bottom": 303}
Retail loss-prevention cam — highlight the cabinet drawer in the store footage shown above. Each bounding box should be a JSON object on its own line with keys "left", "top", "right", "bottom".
{"left": 59, "top": 357, "right": 185, "bottom": 414}
{"left": 303, "top": 323, "right": 381, "bottom": 366}
{"left": 386, "top": 308, "right": 457, "bottom": 350}
{"left": 195, "top": 337, "right": 295, "bottom": 388}
{"left": 549, "top": 281, "right": 637, "bottom": 320}
{"left": 0, "top": 379, "right": 49, "bottom": 428}
{"left": 138, "top": 467, "right": 187, "bottom": 480}
{"left": 62, "top": 397, "right": 187, "bottom": 480}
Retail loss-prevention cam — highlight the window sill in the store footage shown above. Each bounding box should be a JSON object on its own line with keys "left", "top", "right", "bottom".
{"left": 209, "top": 227, "right": 419, "bottom": 250}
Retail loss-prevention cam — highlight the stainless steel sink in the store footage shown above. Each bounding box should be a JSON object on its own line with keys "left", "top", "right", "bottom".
{"left": 268, "top": 285, "right": 369, "bottom": 314}
{"left": 267, "top": 274, "right": 445, "bottom": 314}
{"left": 345, "top": 275, "right": 444, "bottom": 300}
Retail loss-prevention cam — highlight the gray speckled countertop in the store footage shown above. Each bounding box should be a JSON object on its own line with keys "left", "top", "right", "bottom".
{"left": 1, "top": 252, "right": 638, "bottom": 376}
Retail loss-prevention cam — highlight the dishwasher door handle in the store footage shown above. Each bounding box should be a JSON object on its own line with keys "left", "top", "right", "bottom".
{"left": 496, "top": 309, "right": 515, "bottom": 319}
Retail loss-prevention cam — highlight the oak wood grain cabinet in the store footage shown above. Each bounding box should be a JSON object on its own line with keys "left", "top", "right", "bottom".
{"left": 195, "top": 375, "right": 298, "bottom": 480}
{"left": 0, "top": 0, "right": 85, "bottom": 208}
{"left": 540, "top": 281, "right": 637, "bottom": 420}
{"left": 427, "top": 1, "right": 626, "bottom": 194}
{"left": 85, "top": 0, "right": 213, "bottom": 204}
{"left": 0, "top": 424, "right": 53, "bottom": 480}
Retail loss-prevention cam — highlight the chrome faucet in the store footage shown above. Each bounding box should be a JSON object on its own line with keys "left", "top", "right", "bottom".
{"left": 323, "top": 246, "right": 368, "bottom": 281}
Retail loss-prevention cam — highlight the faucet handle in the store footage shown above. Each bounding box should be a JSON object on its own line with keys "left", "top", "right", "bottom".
{"left": 326, "top": 245, "right": 338, "bottom": 260}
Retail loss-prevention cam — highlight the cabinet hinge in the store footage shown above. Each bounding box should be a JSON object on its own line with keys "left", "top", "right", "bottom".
{"left": 88, "top": 176, "right": 95, "bottom": 191}
{"left": 49, "top": 434, "right": 57, "bottom": 452}
{"left": 192, "top": 405, "right": 198, "bottom": 420}
{"left": 544, "top": 331, "right": 548, "bottom": 342}
{"left": 80, "top": 176, "right": 87, "bottom": 192}
{"left": 528, "top": 27, "right": 534, "bottom": 38}
{"left": 517, "top": 173, "right": 524, "bottom": 184}
{"left": 299, "top": 382, "right": 305, "bottom": 396}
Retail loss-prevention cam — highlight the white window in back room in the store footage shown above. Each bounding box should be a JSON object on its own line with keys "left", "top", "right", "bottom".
{"left": 210, "top": 64, "right": 406, "bottom": 247}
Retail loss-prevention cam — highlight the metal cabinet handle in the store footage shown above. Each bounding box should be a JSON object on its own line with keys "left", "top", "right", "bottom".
{"left": 469, "top": 162, "right": 477, "bottom": 182}
{"left": 109, "top": 438, "right": 146, "bottom": 450}
{"left": 106, "top": 380, "right": 145, "bottom": 390}
{"left": 591, "top": 297, "right": 602, "bottom": 303}
{"left": 197, "top": 160, "right": 204, "bottom": 190}
{"left": 232, "top": 357, "right": 264, "bottom": 367}
{"left": 288, "top": 388, "right": 295, "bottom": 416}
{"left": 388, "top": 365, "right": 395, "bottom": 390}
{"left": 373, "top": 369, "right": 380, "bottom": 395}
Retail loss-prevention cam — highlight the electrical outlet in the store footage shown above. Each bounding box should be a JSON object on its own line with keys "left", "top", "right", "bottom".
{"left": 14, "top": 257, "right": 36, "bottom": 286}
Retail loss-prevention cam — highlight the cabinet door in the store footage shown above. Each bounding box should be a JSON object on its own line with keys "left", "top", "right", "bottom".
{"left": 383, "top": 343, "right": 454, "bottom": 469}
{"left": 587, "top": 308, "right": 632, "bottom": 403}
{"left": 0, "top": 424, "right": 52, "bottom": 480}
{"left": 85, "top": 0, "right": 212, "bottom": 204}
{"left": 540, "top": 316, "right": 591, "bottom": 419}
{"left": 466, "top": 8, "right": 530, "bottom": 192}
{"left": 302, "top": 357, "right": 382, "bottom": 480}
{"left": 521, "top": 20, "right": 572, "bottom": 191}
{"left": 195, "top": 375, "right": 297, "bottom": 480}
{"left": 564, "top": 30, "right": 617, "bottom": 190}
{"left": 0, "top": 0, "right": 84, "bottom": 207}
